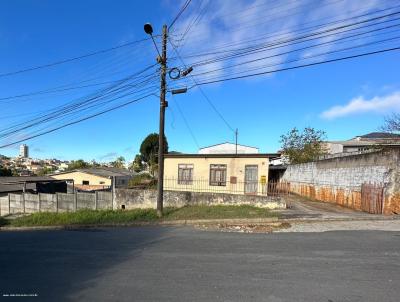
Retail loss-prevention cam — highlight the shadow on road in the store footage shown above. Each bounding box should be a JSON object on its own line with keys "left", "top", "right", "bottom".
{"left": 0, "top": 226, "right": 170, "bottom": 301}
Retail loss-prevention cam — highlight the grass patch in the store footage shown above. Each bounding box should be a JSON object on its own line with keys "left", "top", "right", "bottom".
{"left": 0, "top": 216, "right": 10, "bottom": 227}
{"left": 10, "top": 209, "right": 158, "bottom": 227}
{"left": 163, "top": 205, "right": 278, "bottom": 220}
{"left": 7, "top": 205, "right": 278, "bottom": 227}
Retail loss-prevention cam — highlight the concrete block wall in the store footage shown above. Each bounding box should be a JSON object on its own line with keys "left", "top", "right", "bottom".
{"left": 0, "top": 191, "right": 113, "bottom": 216}
{"left": 113, "top": 189, "right": 286, "bottom": 210}
{"left": 39, "top": 193, "right": 57, "bottom": 212}
{"left": 281, "top": 148, "right": 400, "bottom": 214}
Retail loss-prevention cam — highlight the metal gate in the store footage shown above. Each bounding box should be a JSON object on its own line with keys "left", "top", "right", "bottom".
{"left": 244, "top": 165, "right": 258, "bottom": 194}
{"left": 361, "top": 183, "right": 385, "bottom": 214}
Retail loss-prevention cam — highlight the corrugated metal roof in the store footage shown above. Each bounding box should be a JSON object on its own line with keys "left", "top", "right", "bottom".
{"left": 358, "top": 132, "right": 400, "bottom": 139}
{"left": 51, "top": 167, "right": 133, "bottom": 178}
{"left": 0, "top": 176, "right": 62, "bottom": 193}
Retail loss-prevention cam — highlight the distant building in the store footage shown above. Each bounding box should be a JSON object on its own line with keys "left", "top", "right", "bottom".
{"left": 198, "top": 142, "right": 259, "bottom": 154}
{"left": 324, "top": 132, "right": 400, "bottom": 154}
{"left": 0, "top": 176, "right": 68, "bottom": 196}
{"left": 19, "top": 144, "right": 29, "bottom": 158}
{"left": 50, "top": 167, "right": 134, "bottom": 191}
{"left": 57, "top": 162, "right": 69, "bottom": 172}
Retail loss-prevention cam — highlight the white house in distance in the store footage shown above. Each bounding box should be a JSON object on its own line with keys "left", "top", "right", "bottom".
{"left": 198, "top": 142, "right": 259, "bottom": 154}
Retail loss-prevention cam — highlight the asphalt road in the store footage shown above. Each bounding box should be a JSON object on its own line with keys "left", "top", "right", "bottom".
{"left": 0, "top": 226, "right": 399, "bottom": 302}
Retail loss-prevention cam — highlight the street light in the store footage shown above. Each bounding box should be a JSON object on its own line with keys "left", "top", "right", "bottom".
{"left": 171, "top": 87, "right": 187, "bottom": 94}
{"left": 144, "top": 22, "right": 161, "bottom": 58}
{"left": 144, "top": 23, "right": 153, "bottom": 35}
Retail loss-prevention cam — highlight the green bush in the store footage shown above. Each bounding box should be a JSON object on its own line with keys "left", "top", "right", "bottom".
{"left": 0, "top": 216, "right": 9, "bottom": 227}
{"left": 128, "top": 173, "right": 157, "bottom": 189}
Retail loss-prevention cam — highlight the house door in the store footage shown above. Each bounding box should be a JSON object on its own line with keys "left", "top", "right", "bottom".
{"left": 245, "top": 165, "right": 258, "bottom": 194}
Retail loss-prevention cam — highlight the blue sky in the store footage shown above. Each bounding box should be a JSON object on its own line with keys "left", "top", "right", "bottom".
{"left": 0, "top": 0, "right": 399, "bottom": 162}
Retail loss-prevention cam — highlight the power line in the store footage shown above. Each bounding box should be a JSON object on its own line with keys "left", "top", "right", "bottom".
{"left": 170, "top": 96, "right": 200, "bottom": 149}
{"left": 192, "top": 46, "right": 400, "bottom": 86}
{"left": 0, "top": 64, "right": 159, "bottom": 138}
{"left": 170, "top": 0, "right": 352, "bottom": 43}
{"left": 186, "top": 11, "right": 400, "bottom": 68}
{"left": 0, "top": 68, "right": 157, "bottom": 133}
{"left": 168, "top": 39, "right": 235, "bottom": 133}
{"left": 189, "top": 26, "right": 400, "bottom": 78}
{"left": 169, "top": 0, "right": 192, "bottom": 30}
{"left": 0, "top": 93, "right": 155, "bottom": 148}
{"left": 178, "top": 4, "right": 400, "bottom": 60}
{"left": 0, "top": 79, "right": 125, "bottom": 102}
{"left": 0, "top": 78, "right": 159, "bottom": 139}
{"left": 0, "top": 37, "right": 154, "bottom": 78}
{"left": 172, "top": 0, "right": 210, "bottom": 48}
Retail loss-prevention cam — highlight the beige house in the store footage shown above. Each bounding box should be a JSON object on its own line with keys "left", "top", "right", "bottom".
{"left": 51, "top": 167, "right": 133, "bottom": 191}
{"left": 164, "top": 153, "right": 279, "bottom": 195}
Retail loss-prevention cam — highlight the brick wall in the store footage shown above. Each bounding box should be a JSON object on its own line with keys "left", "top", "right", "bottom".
{"left": 281, "top": 148, "right": 400, "bottom": 214}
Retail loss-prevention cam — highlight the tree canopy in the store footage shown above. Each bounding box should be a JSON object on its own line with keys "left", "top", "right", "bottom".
{"left": 139, "top": 133, "right": 168, "bottom": 164}
{"left": 111, "top": 156, "right": 126, "bottom": 169}
{"left": 0, "top": 165, "right": 12, "bottom": 176}
{"left": 130, "top": 154, "right": 144, "bottom": 173}
{"left": 381, "top": 113, "right": 400, "bottom": 133}
{"left": 280, "top": 127, "right": 327, "bottom": 164}
{"left": 66, "top": 159, "right": 89, "bottom": 170}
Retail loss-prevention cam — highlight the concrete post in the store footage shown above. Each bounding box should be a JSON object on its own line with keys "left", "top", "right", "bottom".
{"left": 111, "top": 176, "right": 115, "bottom": 210}
{"left": 94, "top": 192, "right": 98, "bottom": 210}
{"left": 22, "top": 193, "right": 25, "bottom": 214}
{"left": 74, "top": 192, "right": 78, "bottom": 212}
{"left": 8, "top": 194, "right": 11, "bottom": 215}
{"left": 38, "top": 193, "right": 41, "bottom": 213}
{"left": 55, "top": 193, "right": 59, "bottom": 213}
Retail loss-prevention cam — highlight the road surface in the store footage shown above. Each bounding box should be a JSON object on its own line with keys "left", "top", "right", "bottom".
{"left": 0, "top": 226, "right": 399, "bottom": 301}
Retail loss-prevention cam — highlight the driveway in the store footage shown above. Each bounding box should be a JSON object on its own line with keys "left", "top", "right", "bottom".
{"left": 0, "top": 226, "right": 399, "bottom": 302}
{"left": 279, "top": 195, "right": 386, "bottom": 220}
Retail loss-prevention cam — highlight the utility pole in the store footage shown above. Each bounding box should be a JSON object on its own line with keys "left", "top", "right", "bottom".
{"left": 157, "top": 24, "right": 168, "bottom": 217}
{"left": 144, "top": 22, "right": 190, "bottom": 216}
{"left": 235, "top": 128, "right": 238, "bottom": 154}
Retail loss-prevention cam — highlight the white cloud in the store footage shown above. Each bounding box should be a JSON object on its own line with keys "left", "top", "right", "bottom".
{"left": 320, "top": 91, "right": 400, "bottom": 119}
{"left": 169, "top": 0, "right": 387, "bottom": 83}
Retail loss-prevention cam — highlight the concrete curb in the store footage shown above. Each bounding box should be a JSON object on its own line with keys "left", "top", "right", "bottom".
{"left": 0, "top": 218, "right": 280, "bottom": 231}
{"left": 1, "top": 215, "right": 399, "bottom": 231}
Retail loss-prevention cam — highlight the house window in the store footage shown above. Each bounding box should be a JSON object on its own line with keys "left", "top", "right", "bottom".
{"left": 210, "top": 164, "right": 227, "bottom": 186}
{"left": 178, "top": 164, "right": 193, "bottom": 184}
{"left": 99, "top": 181, "right": 105, "bottom": 185}
{"left": 82, "top": 180, "right": 89, "bottom": 185}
